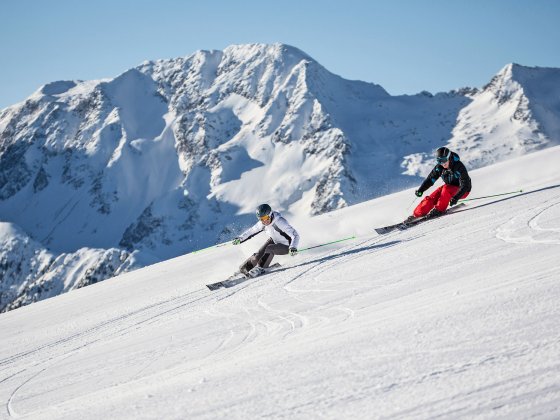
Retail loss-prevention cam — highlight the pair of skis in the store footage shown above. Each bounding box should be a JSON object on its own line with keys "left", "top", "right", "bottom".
{"left": 206, "top": 263, "right": 281, "bottom": 290}
{"left": 374, "top": 203, "right": 465, "bottom": 235}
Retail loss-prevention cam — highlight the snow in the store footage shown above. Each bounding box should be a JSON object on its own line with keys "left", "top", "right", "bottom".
{"left": 1, "top": 145, "right": 559, "bottom": 418}
{"left": 101, "top": 69, "right": 167, "bottom": 141}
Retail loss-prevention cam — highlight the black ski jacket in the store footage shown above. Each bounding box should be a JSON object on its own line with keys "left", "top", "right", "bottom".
{"left": 418, "top": 152, "right": 472, "bottom": 201}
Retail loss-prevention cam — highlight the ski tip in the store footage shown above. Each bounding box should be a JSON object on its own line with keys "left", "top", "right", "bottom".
{"left": 374, "top": 228, "right": 391, "bottom": 235}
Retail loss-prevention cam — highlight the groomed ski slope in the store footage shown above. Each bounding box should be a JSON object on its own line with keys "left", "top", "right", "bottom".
{"left": 1, "top": 146, "right": 560, "bottom": 419}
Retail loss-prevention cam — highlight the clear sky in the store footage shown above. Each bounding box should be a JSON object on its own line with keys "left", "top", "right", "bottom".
{"left": 1, "top": 0, "right": 560, "bottom": 109}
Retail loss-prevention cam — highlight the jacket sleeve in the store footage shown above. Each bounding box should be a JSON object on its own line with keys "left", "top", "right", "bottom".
{"left": 238, "top": 222, "right": 264, "bottom": 243}
{"left": 452, "top": 162, "right": 472, "bottom": 201}
{"left": 275, "top": 217, "right": 300, "bottom": 249}
{"left": 418, "top": 165, "right": 443, "bottom": 193}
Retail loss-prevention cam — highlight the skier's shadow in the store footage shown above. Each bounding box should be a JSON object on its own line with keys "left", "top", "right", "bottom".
{"left": 289, "top": 239, "right": 401, "bottom": 270}
{"left": 224, "top": 240, "right": 401, "bottom": 288}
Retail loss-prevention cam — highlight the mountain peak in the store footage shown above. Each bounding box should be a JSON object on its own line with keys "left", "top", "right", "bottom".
{"left": 492, "top": 62, "right": 560, "bottom": 85}
{"left": 40, "top": 80, "right": 78, "bottom": 96}
{"left": 222, "top": 42, "right": 314, "bottom": 64}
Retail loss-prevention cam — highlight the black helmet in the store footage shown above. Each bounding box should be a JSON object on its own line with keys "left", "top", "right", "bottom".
{"left": 256, "top": 203, "right": 272, "bottom": 220}
{"left": 435, "top": 146, "right": 451, "bottom": 164}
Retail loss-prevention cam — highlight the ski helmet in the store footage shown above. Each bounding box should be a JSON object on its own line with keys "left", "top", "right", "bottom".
{"left": 256, "top": 204, "right": 272, "bottom": 220}
{"left": 435, "top": 146, "right": 451, "bottom": 163}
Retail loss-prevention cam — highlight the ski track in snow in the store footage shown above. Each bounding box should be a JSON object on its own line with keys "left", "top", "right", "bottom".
{"left": 0, "top": 288, "right": 208, "bottom": 369}
{"left": 1, "top": 287, "right": 222, "bottom": 417}
{"left": 0, "top": 216, "right": 529, "bottom": 416}
{"left": 496, "top": 194, "right": 560, "bottom": 245}
{"left": 278, "top": 234, "right": 404, "bottom": 325}
{"left": 197, "top": 229, "right": 413, "bottom": 366}
{"left": 2, "top": 179, "right": 560, "bottom": 417}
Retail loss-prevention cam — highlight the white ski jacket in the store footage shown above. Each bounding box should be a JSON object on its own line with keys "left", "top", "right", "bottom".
{"left": 239, "top": 211, "right": 300, "bottom": 249}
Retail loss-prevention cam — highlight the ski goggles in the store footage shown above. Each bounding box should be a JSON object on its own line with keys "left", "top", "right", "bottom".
{"left": 259, "top": 214, "right": 271, "bottom": 222}
{"left": 437, "top": 149, "right": 451, "bottom": 163}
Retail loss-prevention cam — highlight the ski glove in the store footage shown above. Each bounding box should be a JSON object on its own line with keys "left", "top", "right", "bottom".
{"left": 415, "top": 190, "right": 423, "bottom": 197}
{"left": 232, "top": 238, "right": 241, "bottom": 245}
{"left": 449, "top": 197, "right": 458, "bottom": 206}
{"left": 289, "top": 247, "right": 298, "bottom": 256}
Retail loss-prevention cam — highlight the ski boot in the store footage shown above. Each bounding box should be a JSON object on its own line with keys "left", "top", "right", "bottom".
{"left": 403, "top": 215, "right": 417, "bottom": 226}
{"left": 426, "top": 208, "right": 444, "bottom": 219}
{"left": 248, "top": 266, "right": 265, "bottom": 278}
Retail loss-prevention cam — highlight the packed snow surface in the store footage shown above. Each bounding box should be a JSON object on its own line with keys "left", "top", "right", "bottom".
{"left": 1, "top": 146, "right": 559, "bottom": 419}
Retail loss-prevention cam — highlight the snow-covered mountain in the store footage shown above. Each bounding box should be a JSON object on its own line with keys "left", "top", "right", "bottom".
{"left": 1, "top": 145, "right": 559, "bottom": 418}
{"left": 1, "top": 43, "right": 560, "bottom": 312}
{"left": 0, "top": 221, "right": 130, "bottom": 312}
{"left": 401, "top": 63, "right": 560, "bottom": 176}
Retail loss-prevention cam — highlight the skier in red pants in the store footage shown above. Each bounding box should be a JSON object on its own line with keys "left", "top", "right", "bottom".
{"left": 409, "top": 147, "right": 471, "bottom": 221}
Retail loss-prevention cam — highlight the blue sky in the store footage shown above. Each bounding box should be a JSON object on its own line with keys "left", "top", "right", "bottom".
{"left": 1, "top": 0, "right": 559, "bottom": 109}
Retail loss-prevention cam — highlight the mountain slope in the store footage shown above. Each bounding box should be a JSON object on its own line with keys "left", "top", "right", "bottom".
{"left": 1, "top": 44, "right": 560, "bottom": 312}
{"left": 1, "top": 145, "right": 559, "bottom": 418}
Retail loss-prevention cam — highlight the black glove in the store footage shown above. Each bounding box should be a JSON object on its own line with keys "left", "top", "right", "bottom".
{"left": 415, "top": 190, "right": 423, "bottom": 197}
{"left": 289, "top": 247, "right": 298, "bottom": 256}
{"left": 449, "top": 197, "right": 458, "bottom": 206}
{"left": 232, "top": 238, "right": 241, "bottom": 245}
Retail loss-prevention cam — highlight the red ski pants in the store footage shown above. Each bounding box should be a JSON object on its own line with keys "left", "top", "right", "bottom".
{"left": 413, "top": 185, "right": 470, "bottom": 217}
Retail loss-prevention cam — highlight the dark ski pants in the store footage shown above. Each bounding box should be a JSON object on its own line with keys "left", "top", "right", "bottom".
{"left": 239, "top": 238, "right": 289, "bottom": 272}
{"left": 413, "top": 184, "right": 470, "bottom": 217}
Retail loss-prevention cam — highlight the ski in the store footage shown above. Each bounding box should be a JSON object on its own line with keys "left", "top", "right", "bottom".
{"left": 206, "top": 263, "right": 281, "bottom": 291}
{"left": 395, "top": 215, "right": 432, "bottom": 230}
{"left": 374, "top": 222, "right": 405, "bottom": 235}
{"left": 374, "top": 203, "right": 465, "bottom": 235}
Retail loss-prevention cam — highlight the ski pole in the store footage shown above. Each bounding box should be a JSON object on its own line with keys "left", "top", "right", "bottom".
{"left": 298, "top": 235, "right": 356, "bottom": 253}
{"left": 459, "top": 189, "right": 523, "bottom": 203}
{"left": 406, "top": 196, "right": 417, "bottom": 212}
{"left": 191, "top": 241, "right": 230, "bottom": 254}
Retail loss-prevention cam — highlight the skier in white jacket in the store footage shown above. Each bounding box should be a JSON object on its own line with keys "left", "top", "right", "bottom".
{"left": 232, "top": 204, "right": 300, "bottom": 278}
